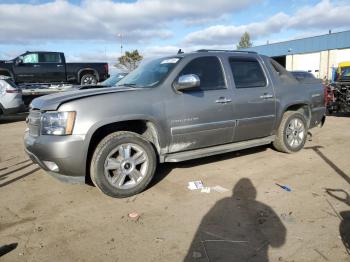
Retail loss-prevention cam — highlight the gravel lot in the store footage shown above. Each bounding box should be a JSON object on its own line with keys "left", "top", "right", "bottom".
{"left": 0, "top": 114, "right": 349, "bottom": 261}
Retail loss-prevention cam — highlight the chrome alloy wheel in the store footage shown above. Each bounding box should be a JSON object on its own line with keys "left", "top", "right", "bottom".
{"left": 285, "top": 118, "right": 305, "bottom": 148}
{"left": 104, "top": 143, "right": 149, "bottom": 189}
{"left": 83, "top": 75, "right": 97, "bottom": 85}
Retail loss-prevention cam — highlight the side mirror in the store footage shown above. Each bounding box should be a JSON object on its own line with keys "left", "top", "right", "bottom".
{"left": 174, "top": 74, "right": 200, "bottom": 91}
{"left": 15, "top": 58, "right": 23, "bottom": 66}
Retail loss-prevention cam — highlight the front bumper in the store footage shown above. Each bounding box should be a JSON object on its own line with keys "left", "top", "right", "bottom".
{"left": 1, "top": 103, "right": 25, "bottom": 115}
{"left": 24, "top": 131, "right": 86, "bottom": 184}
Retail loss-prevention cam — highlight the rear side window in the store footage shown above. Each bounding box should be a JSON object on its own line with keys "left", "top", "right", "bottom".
{"left": 40, "top": 53, "right": 61, "bottom": 63}
{"left": 179, "top": 56, "right": 226, "bottom": 90}
{"left": 229, "top": 58, "right": 266, "bottom": 88}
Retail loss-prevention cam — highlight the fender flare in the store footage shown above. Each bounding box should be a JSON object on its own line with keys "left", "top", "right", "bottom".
{"left": 82, "top": 115, "right": 167, "bottom": 170}
{"left": 78, "top": 68, "right": 99, "bottom": 82}
{"left": 278, "top": 102, "right": 311, "bottom": 128}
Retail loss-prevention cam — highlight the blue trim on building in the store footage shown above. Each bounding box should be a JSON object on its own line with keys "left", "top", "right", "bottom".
{"left": 243, "top": 30, "right": 350, "bottom": 57}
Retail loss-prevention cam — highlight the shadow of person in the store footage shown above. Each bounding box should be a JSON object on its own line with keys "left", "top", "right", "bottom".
{"left": 184, "top": 178, "right": 286, "bottom": 262}
{"left": 325, "top": 189, "right": 350, "bottom": 254}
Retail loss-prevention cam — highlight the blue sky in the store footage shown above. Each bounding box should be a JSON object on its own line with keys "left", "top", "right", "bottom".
{"left": 0, "top": 0, "right": 349, "bottom": 64}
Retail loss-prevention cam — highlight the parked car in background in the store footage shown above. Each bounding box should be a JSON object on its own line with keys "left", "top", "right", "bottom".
{"left": 21, "top": 73, "right": 127, "bottom": 108}
{"left": 290, "top": 71, "right": 316, "bottom": 81}
{"left": 76, "top": 72, "right": 127, "bottom": 90}
{"left": 0, "top": 51, "right": 109, "bottom": 85}
{"left": 0, "top": 76, "right": 24, "bottom": 116}
{"left": 24, "top": 50, "right": 326, "bottom": 198}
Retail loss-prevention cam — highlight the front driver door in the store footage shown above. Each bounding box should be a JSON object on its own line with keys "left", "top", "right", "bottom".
{"left": 13, "top": 53, "right": 41, "bottom": 84}
{"left": 166, "top": 56, "right": 235, "bottom": 153}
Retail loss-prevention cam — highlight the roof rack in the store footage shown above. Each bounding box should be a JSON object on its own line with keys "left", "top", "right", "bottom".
{"left": 196, "top": 49, "right": 257, "bottom": 54}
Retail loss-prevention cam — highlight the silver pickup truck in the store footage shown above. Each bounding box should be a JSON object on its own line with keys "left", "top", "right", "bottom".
{"left": 24, "top": 50, "right": 326, "bottom": 198}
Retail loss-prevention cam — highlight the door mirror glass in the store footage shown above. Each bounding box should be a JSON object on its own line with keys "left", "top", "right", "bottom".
{"left": 15, "top": 57, "right": 23, "bottom": 66}
{"left": 174, "top": 74, "right": 200, "bottom": 91}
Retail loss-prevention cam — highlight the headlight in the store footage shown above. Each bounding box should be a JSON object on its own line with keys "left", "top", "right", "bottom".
{"left": 41, "top": 111, "right": 76, "bottom": 135}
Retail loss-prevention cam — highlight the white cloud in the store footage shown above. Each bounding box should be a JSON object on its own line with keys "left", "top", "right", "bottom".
{"left": 0, "top": 0, "right": 256, "bottom": 44}
{"left": 183, "top": 0, "right": 350, "bottom": 46}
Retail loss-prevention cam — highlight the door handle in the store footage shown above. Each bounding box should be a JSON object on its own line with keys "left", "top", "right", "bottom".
{"left": 57, "top": 64, "right": 64, "bottom": 67}
{"left": 215, "top": 97, "right": 232, "bottom": 104}
{"left": 33, "top": 64, "right": 40, "bottom": 68}
{"left": 260, "top": 93, "right": 273, "bottom": 99}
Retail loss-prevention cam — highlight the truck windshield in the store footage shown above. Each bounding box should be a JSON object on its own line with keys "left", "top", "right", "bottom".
{"left": 117, "top": 57, "right": 181, "bottom": 88}
{"left": 340, "top": 66, "right": 350, "bottom": 80}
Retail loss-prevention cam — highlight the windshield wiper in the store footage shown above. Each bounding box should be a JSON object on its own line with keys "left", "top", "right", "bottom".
{"left": 118, "top": 83, "right": 138, "bottom": 87}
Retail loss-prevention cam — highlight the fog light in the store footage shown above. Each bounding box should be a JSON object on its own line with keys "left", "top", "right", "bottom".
{"left": 43, "top": 161, "right": 59, "bottom": 172}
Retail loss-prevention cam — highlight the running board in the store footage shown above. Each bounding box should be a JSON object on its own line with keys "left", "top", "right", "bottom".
{"left": 163, "top": 136, "right": 275, "bottom": 163}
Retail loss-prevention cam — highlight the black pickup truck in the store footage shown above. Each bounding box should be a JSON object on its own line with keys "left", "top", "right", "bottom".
{"left": 0, "top": 51, "right": 109, "bottom": 85}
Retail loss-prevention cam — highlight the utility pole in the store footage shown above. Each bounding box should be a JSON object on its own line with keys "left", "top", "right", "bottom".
{"left": 118, "top": 33, "right": 123, "bottom": 57}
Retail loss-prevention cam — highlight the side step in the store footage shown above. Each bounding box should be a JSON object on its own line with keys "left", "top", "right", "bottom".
{"left": 164, "top": 136, "right": 275, "bottom": 163}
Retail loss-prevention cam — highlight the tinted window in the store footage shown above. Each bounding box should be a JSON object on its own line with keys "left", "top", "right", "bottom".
{"left": 40, "top": 53, "right": 61, "bottom": 63}
{"left": 229, "top": 58, "right": 266, "bottom": 88}
{"left": 22, "top": 53, "right": 38, "bottom": 64}
{"left": 179, "top": 56, "right": 225, "bottom": 90}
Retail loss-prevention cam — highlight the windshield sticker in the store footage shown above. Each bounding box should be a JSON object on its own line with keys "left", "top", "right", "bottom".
{"left": 161, "top": 58, "right": 179, "bottom": 64}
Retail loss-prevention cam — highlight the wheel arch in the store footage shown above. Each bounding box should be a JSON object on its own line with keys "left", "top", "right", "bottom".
{"left": 78, "top": 68, "right": 99, "bottom": 83}
{"left": 0, "top": 69, "right": 14, "bottom": 79}
{"left": 278, "top": 103, "right": 311, "bottom": 129}
{"left": 84, "top": 119, "right": 165, "bottom": 183}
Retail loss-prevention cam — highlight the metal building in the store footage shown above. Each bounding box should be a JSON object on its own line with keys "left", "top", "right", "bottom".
{"left": 243, "top": 30, "right": 350, "bottom": 79}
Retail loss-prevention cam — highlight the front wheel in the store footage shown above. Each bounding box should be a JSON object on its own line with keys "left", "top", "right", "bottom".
{"left": 273, "top": 111, "right": 308, "bottom": 153}
{"left": 90, "top": 131, "right": 157, "bottom": 198}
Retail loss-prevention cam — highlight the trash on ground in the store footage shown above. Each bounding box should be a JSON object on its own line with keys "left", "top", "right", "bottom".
{"left": 211, "top": 185, "right": 229, "bottom": 193}
{"left": 128, "top": 212, "right": 139, "bottom": 219}
{"left": 192, "top": 251, "right": 202, "bottom": 258}
{"left": 280, "top": 212, "right": 296, "bottom": 223}
{"left": 275, "top": 183, "right": 292, "bottom": 192}
{"left": 188, "top": 181, "right": 204, "bottom": 190}
{"left": 201, "top": 187, "right": 211, "bottom": 193}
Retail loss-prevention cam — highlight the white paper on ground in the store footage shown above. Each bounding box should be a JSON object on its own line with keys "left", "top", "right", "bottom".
{"left": 188, "top": 181, "right": 204, "bottom": 190}
{"left": 201, "top": 187, "right": 211, "bottom": 193}
{"left": 211, "top": 185, "right": 229, "bottom": 193}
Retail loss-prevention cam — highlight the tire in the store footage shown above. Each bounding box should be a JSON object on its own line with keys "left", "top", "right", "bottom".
{"left": 80, "top": 74, "right": 97, "bottom": 85}
{"left": 273, "top": 111, "right": 308, "bottom": 153}
{"left": 90, "top": 131, "right": 157, "bottom": 198}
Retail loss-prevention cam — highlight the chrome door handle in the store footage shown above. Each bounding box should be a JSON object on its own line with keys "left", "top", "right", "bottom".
{"left": 215, "top": 97, "right": 232, "bottom": 104}
{"left": 33, "top": 64, "right": 40, "bottom": 68}
{"left": 57, "top": 64, "right": 64, "bottom": 67}
{"left": 260, "top": 94, "right": 273, "bottom": 99}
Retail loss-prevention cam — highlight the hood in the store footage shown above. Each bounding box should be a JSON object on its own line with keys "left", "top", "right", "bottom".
{"left": 30, "top": 86, "right": 141, "bottom": 111}
{"left": 0, "top": 59, "right": 13, "bottom": 64}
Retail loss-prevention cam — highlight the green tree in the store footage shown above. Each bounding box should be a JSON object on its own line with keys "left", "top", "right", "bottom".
{"left": 236, "top": 32, "right": 253, "bottom": 49}
{"left": 115, "top": 50, "right": 143, "bottom": 72}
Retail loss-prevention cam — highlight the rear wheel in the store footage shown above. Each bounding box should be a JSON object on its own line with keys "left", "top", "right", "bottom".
{"left": 90, "top": 131, "right": 157, "bottom": 198}
{"left": 273, "top": 111, "right": 308, "bottom": 153}
{"left": 80, "top": 74, "right": 97, "bottom": 85}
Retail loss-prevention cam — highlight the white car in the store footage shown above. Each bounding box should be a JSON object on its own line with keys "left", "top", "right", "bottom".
{"left": 0, "top": 76, "right": 24, "bottom": 116}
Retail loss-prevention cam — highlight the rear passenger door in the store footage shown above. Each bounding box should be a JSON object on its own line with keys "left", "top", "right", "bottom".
{"left": 38, "top": 53, "right": 66, "bottom": 83}
{"left": 166, "top": 56, "right": 235, "bottom": 153}
{"left": 229, "top": 56, "right": 276, "bottom": 142}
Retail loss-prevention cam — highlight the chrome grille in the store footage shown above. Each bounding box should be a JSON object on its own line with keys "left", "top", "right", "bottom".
{"left": 27, "top": 110, "right": 41, "bottom": 136}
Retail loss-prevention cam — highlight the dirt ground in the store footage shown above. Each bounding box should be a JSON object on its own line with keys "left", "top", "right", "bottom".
{"left": 0, "top": 114, "right": 349, "bottom": 262}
